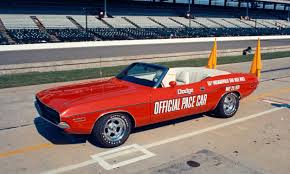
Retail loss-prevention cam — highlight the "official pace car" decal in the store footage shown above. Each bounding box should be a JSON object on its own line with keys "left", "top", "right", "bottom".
{"left": 154, "top": 94, "right": 207, "bottom": 115}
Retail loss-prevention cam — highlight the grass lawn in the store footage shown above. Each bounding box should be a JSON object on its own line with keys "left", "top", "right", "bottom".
{"left": 0, "top": 51, "right": 290, "bottom": 89}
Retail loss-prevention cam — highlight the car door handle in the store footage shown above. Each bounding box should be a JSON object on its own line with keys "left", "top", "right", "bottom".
{"left": 200, "top": 86, "right": 206, "bottom": 91}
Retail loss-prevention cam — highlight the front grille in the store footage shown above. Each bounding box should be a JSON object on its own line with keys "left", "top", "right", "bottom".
{"left": 36, "top": 97, "right": 60, "bottom": 124}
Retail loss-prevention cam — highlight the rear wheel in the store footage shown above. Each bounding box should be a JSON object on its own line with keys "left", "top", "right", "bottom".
{"left": 91, "top": 113, "right": 132, "bottom": 148}
{"left": 214, "top": 92, "right": 239, "bottom": 118}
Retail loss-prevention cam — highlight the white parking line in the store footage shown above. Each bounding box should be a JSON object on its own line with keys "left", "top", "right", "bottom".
{"left": 91, "top": 144, "right": 155, "bottom": 170}
{"left": 261, "top": 99, "right": 284, "bottom": 105}
{"left": 144, "top": 107, "right": 283, "bottom": 149}
{"left": 41, "top": 107, "right": 284, "bottom": 174}
{"left": 41, "top": 160, "right": 97, "bottom": 174}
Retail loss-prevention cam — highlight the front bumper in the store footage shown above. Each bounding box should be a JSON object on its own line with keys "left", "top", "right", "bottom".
{"left": 34, "top": 101, "right": 70, "bottom": 129}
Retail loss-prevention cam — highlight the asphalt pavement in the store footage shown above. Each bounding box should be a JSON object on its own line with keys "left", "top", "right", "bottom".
{"left": 0, "top": 57, "right": 289, "bottom": 174}
{"left": 0, "top": 39, "right": 290, "bottom": 65}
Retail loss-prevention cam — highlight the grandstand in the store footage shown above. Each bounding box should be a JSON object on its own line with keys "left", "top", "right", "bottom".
{"left": 0, "top": 32, "right": 8, "bottom": 45}
{"left": 0, "top": 0, "right": 289, "bottom": 45}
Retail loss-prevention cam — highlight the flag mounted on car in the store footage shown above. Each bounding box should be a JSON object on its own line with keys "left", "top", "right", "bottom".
{"left": 250, "top": 38, "right": 262, "bottom": 79}
{"left": 207, "top": 38, "right": 217, "bottom": 69}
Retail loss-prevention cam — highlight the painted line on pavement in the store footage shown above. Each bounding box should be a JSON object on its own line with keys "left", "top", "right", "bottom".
{"left": 41, "top": 160, "right": 97, "bottom": 174}
{"left": 41, "top": 107, "right": 285, "bottom": 174}
{"left": 261, "top": 99, "right": 290, "bottom": 108}
{"left": 143, "top": 107, "right": 283, "bottom": 148}
{"left": 268, "top": 96, "right": 290, "bottom": 102}
{"left": 0, "top": 143, "right": 53, "bottom": 158}
{"left": 91, "top": 144, "right": 155, "bottom": 170}
{"left": 261, "top": 99, "right": 286, "bottom": 105}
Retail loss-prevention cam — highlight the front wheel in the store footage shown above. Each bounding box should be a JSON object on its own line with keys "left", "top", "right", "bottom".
{"left": 91, "top": 113, "right": 132, "bottom": 148}
{"left": 214, "top": 92, "right": 239, "bottom": 118}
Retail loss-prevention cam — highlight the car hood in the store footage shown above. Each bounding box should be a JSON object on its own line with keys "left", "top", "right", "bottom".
{"left": 36, "top": 78, "right": 147, "bottom": 114}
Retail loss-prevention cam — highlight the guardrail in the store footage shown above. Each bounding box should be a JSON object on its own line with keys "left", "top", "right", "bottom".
{"left": 0, "top": 35, "right": 290, "bottom": 52}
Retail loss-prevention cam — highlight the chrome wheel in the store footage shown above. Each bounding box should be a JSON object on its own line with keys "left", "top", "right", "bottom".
{"left": 223, "top": 93, "right": 237, "bottom": 115}
{"left": 103, "top": 117, "right": 127, "bottom": 142}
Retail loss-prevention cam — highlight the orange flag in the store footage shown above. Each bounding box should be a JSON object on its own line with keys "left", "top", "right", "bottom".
{"left": 250, "top": 38, "right": 262, "bottom": 79}
{"left": 207, "top": 38, "right": 217, "bottom": 69}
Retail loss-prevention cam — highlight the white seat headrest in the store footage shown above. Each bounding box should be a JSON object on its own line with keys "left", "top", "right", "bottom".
{"left": 176, "top": 71, "right": 190, "bottom": 84}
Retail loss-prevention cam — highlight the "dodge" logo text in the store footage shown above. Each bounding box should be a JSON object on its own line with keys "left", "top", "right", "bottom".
{"left": 177, "top": 88, "right": 194, "bottom": 95}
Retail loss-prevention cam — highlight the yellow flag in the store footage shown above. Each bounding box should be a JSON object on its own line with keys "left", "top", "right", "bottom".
{"left": 250, "top": 38, "right": 262, "bottom": 78}
{"left": 207, "top": 39, "right": 217, "bottom": 69}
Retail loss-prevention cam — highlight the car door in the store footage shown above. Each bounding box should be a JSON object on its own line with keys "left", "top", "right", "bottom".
{"left": 190, "top": 79, "right": 214, "bottom": 113}
{"left": 150, "top": 86, "right": 180, "bottom": 124}
{"left": 150, "top": 82, "right": 200, "bottom": 124}
{"left": 150, "top": 79, "right": 217, "bottom": 124}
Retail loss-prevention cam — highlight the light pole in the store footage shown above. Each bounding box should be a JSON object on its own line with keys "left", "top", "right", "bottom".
{"left": 83, "top": 7, "right": 88, "bottom": 40}
{"left": 188, "top": 0, "right": 191, "bottom": 28}
{"left": 83, "top": 8, "right": 88, "bottom": 33}
{"left": 104, "top": 0, "right": 107, "bottom": 17}
{"left": 86, "top": 9, "right": 88, "bottom": 33}
{"left": 246, "top": 0, "right": 249, "bottom": 18}
{"left": 287, "top": 6, "right": 290, "bottom": 22}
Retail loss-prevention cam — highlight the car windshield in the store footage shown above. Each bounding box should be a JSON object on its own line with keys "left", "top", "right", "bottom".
{"left": 116, "top": 63, "right": 168, "bottom": 87}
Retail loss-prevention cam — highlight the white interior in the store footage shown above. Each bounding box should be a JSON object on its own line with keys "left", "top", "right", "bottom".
{"left": 162, "top": 67, "right": 230, "bottom": 87}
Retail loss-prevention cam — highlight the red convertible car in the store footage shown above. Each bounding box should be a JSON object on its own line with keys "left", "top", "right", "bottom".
{"left": 35, "top": 62, "right": 259, "bottom": 147}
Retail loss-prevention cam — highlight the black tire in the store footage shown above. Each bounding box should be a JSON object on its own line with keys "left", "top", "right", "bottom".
{"left": 214, "top": 92, "right": 239, "bottom": 118}
{"left": 91, "top": 113, "right": 132, "bottom": 148}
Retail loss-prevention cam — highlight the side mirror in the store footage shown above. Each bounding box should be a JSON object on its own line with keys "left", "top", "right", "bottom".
{"left": 169, "top": 81, "right": 177, "bottom": 87}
